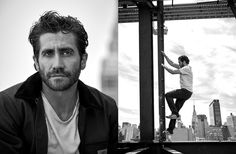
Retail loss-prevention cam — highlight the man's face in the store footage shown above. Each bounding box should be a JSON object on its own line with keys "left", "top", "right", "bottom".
{"left": 34, "top": 32, "right": 87, "bottom": 91}
{"left": 178, "top": 59, "right": 184, "bottom": 68}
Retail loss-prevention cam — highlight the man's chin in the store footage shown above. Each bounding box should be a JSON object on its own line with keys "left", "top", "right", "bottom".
{"left": 46, "top": 79, "right": 72, "bottom": 91}
{"left": 41, "top": 74, "right": 79, "bottom": 91}
{"left": 48, "top": 84, "right": 71, "bottom": 91}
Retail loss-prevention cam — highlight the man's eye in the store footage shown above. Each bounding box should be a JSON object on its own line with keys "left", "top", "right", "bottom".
{"left": 62, "top": 49, "right": 73, "bottom": 56}
{"left": 42, "top": 50, "right": 54, "bottom": 56}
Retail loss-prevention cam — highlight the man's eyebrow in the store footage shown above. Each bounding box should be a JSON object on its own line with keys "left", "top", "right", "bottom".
{"left": 58, "top": 47, "right": 75, "bottom": 53}
{"left": 41, "top": 49, "right": 54, "bottom": 54}
{"left": 59, "top": 47, "right": 73, "bottom": 50}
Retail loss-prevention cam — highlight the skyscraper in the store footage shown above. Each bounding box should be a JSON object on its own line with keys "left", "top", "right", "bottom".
{"left": 226, "top": 113, "right": 236, "bottom": 131}
{"left": 192, "top": 105, "right": 198, "bottom": 133}
{"left": 226, "top": 113, "right": 236, "bottom": 138}
{"left": 196, "top": 114, "right": 208, "bottom": 139}
{"left": 101, "top": 23, "right": 118, "bottom": 104}
{"left": 209, "top": 99, "right": 222, "bottom": 126}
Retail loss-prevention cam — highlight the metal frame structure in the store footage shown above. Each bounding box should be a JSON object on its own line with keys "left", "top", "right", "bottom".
{"left": 118, "top": 0, "right": 236, "bottom": 143}
{"left": 138, "top": 2, "right": 155, "bottom": 142}
{"left": 119, "top": 0, "right": 236, "bottom": 23}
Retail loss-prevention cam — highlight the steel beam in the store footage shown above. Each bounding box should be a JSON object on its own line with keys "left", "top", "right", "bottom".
{"left": 228, "top": 0, "right": 236, "bottom": 18}
{"left": 157, "top": 0, "right": 166, "bottom": 142}
{"left": 119, "top": 0, "right": 235, "bottom": 23}
{"left": 138, "top": 1, "right": 155, "bottom": 142}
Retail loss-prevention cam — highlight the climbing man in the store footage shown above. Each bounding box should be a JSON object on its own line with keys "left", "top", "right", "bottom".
{"left": 161, "top": 51, "right": 193, "bottom": 139}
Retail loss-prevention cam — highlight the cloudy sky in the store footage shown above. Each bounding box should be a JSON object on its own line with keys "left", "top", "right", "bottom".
{"left": 0, "top": 0, "right": 116, "bottom": 91}
{"left": 118, "top": 17, "right": 236, "bottom": 128}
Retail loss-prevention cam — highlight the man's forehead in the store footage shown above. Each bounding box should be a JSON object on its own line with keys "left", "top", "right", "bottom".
{"left": 39, "top": 32, "right": 77, "bottom": 49}
{"left": 40, "top": 32, "right": 75, "bottom": 42}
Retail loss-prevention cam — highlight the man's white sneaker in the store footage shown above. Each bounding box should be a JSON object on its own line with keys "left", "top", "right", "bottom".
{"left": 166, "top": 114, "right": 178, "bottom": 119}
{"left": 177, "top": 115, "right": 181, "bottom": 121}
{"left": 163, "top": 130, "right": 172, "bottom": 142}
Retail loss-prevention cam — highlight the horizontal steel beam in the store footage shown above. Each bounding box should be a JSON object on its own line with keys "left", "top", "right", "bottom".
{"left": 119, "top": 0, "right": 235, "bottom": 23}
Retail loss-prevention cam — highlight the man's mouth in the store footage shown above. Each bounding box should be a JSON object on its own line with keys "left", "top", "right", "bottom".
{"left": 50, "top": 74, "right": 67, "bottom": 77}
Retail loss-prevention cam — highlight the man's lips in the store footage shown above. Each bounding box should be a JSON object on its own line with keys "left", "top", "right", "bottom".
{"left": 49, "top": 74, "right": 67, "bottom": 77}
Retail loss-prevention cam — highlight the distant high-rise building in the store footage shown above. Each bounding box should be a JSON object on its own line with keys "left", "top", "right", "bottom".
{"left": 206, "top": 126, "right": 223, "bottom": 141}
{"left": 192, "top": 105, "right": 198, "bottom": 133}
{"left": 226, "top": 113, "right": 236, "bottom": 139}
{"left": 222, "top": 125, "right": 231, "bottom": 141}
{"left": 129, "top": 124, "right": 140, "bottom": 141}
{"left": 209, "top": 99, "right": 222, "bottom": 126}
{"left": 196, "top": 114, "right": 209, "bottom": 139}
{"left": 120, "top": 122, "right": 130, "bottom": 142}
{"left": 101, "top": 23, "right": 118, "bottom": 104}
{"left": 226, "top": 113, "right": 236, "bottom": 131}
{"left": 122, "top": 122, "right": 131, "bottom": 129}
{"left": 120, "top": 122, "right": 140, "bottom": 142}
{"left": 172, "top": 121, "right": 195, "bottom": 141}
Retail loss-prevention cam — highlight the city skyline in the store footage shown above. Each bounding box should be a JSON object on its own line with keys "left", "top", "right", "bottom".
{"left": 119, "top": 100, "right": 236, "bottom": 142}
{"left": 119, "top": 99, "right": 235, "bottom": 128}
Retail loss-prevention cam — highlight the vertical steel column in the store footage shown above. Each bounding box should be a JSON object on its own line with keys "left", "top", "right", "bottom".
{"left": 157, "top": 0, "right": 166, "bottom": 142}
{"left": 138, "top": 2, "right": 154, "bottom": 141}
{"left": 228, "top": 0, "right": 236, "bottom": 19}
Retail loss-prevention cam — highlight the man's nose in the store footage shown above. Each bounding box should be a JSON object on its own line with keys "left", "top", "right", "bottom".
{"left": 52, "top": 53, "right": 64, "bottom": 69}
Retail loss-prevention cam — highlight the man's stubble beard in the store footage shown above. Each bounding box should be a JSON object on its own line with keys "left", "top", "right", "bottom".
{"left": 39, "top": 66, "right": 81, "bottom": 91}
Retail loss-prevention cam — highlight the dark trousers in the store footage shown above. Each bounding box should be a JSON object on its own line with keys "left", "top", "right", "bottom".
{"left": 165, "top": 88, "right": 192, "bottom": 134}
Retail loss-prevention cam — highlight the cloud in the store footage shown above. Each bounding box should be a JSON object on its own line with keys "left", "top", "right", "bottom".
{"left": 224, "top": 46, "right": 236, "bottom": 54}
{"left": 170, "top": 44, "right": 186, "bottom": 55}
{"left": 203, "top": 18, "right": 236, "bottom": 36}
{"left": 119, "top": 63, "right": 139, "bottom": 82}
{"left": 119, "top": 107, "right": 139, "bottom": 115}
{"left": 119, "top": 53, "right": 139, "bottom": 82}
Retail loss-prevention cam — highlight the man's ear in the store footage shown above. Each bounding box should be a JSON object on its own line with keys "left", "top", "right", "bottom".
{"left": 33, "top": 56, "right": 39, "bottom": 71}
{"left": 81, "top": 53, "right": 88, "bottom": 70}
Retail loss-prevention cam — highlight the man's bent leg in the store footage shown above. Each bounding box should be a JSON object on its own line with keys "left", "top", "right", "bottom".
{"left": 165, "top": 89, "right": 182, "bottom": 115}
{"left": 167, "top": 119, "right": 176, "bottom": 134}
{"left": 175, "top": 89, "right": 192, "bottom": 116}
{"left": 175, "top": 99, "right": 186, "bottom": 117}
{"left": 166, "top": 89, "right": 192, "bottom": 135}
{"left": 165, "top": 90, "right": 179, "bottom": 115}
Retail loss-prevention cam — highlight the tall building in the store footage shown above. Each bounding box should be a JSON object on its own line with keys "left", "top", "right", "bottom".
{"left": 120, "top": 122, "right": 140, "bottom": 142}
{"left": 172, "top": 121, "right": 195, "bottom": 141}
{"left": 209, "top": 99, "right": 222, "bottom": 126}
{"left": 196, "top": 114, "right": 209, "bottom": 139}
{"left": 206, "top": 126, "right": 223, "bottom": 141}
{"left": 120, "top": 122, "right": 131, "bottom": 142}
{"left": 226, "top": 113, "right": 236, "bottom": 139}
{"left": 192, "top": 105, "right": 198, "bottom": 134}
{"left": 101, "top": 23, "right": 118, "bottom": 104}
{"left": 222, "top": 125, "right": 231, "bottom": 141}
{"left": 226, "top": 113, "right": 236, "bottom": 131}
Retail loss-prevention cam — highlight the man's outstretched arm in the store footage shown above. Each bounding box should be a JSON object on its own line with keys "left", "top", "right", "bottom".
{"left": 161, "top": 51, "right": 179, "bottom": 69}
{"left": 162, "top": 64, "right": 181, "bottom": 74}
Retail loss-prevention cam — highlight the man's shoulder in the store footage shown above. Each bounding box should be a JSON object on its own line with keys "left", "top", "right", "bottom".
{"left": 86, "top": 85, "right": 116, "bottom": 105}
{"left": 180, "top": 65, "right": 192, "bottom": 73}
{"left": 181, "top": 65, "right": 191, "bottom": 69}
{"left": 0, "top": 82, "right": 26, "bottom": 122}
{"left": 0, "top": 82, "right": 23, "bottom": 100}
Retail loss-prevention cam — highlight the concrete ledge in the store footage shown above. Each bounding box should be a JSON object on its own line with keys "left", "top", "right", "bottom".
{"left": 163, "top": 147, "right": 183, "bottom": 154}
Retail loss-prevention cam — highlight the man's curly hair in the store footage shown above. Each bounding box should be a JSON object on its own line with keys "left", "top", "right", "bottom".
{"left": 28, "top": 11, "right": 88, "bottom": 59}
{"left": 178, "top": 55, "right": 190, "bottom": 64}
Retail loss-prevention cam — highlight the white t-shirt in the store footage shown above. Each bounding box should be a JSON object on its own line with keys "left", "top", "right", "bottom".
{"left": 42, "top": 92, "right": 80, "bottom": 154}
{"left": 179, "top": 65, "right": 193, "bottom": 92}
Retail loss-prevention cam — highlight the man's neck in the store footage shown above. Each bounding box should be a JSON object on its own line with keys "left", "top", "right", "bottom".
{"left": 42, "top": 81, "right": 79, "bottom": 121}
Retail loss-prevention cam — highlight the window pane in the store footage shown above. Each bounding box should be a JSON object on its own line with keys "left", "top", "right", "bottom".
{"left": 161, "top": 18, "right": 236, "bottom": 142}
{"left": 118, "top": 23, "right": 140, "bottom": 142}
